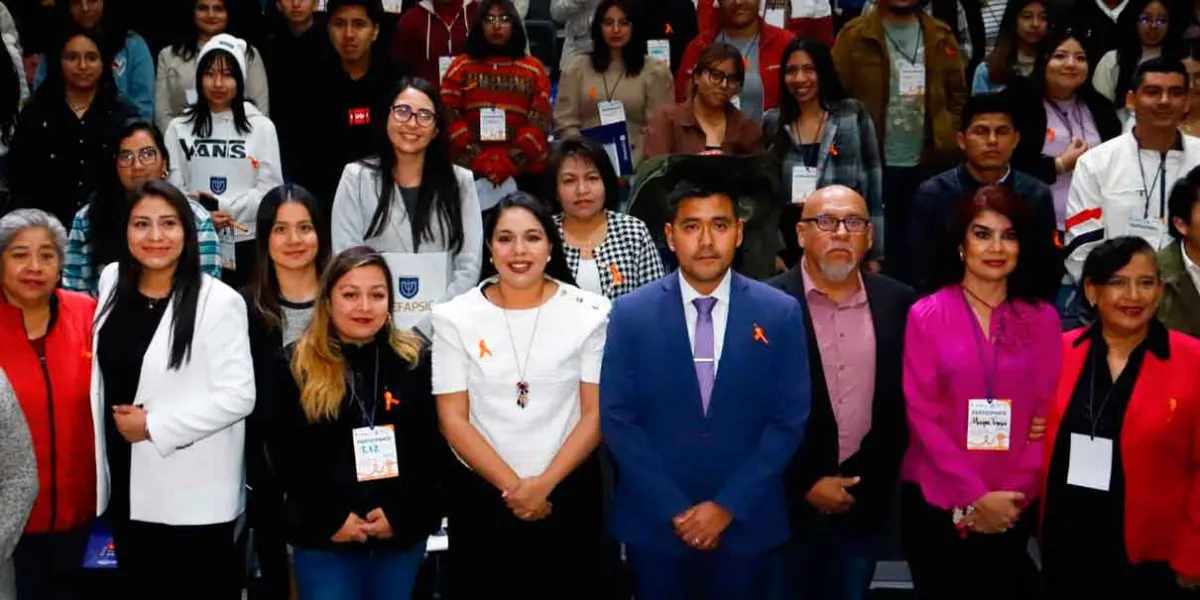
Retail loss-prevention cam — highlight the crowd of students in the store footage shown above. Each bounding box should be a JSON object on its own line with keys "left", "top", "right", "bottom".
{"left": 3, "top": 0, "right": 1200, "bottom": 599}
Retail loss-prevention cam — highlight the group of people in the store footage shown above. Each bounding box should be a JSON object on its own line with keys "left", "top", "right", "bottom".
{"left": 3, "top": 0, "right": 1200, "bottom": 599}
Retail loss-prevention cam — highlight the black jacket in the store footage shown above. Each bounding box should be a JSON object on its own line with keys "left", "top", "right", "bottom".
{"left": 1067, "top": 0, "right": 1123, "bottom": 67}
{"left": 767, "top": 267, "right": 915, "bottom": 531}
{"left": 9, "top": 88, "right": 134, "bottom": 229}
{"left": 270, "top": 337, "right": 443, "bottom": 551}
{"left": 906, "top": 164, "right": 1060, "bottom": 295}
{"left": 1006, "top": 81, "right": 1123, "bottom": 185}
{"left": 640, "top": 0, "right": 699, "bottom": 78}
{"left": 264, "top": 18, "right": 332, "bottom": 184}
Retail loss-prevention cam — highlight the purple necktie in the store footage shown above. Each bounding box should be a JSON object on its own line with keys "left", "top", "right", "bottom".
{"left": 693, "top": 297, "right": 717, "bottom": 414}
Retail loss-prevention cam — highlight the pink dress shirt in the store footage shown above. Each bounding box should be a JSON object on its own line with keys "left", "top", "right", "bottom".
{"left": 900, "top": 284, "right": 1062, "bottom": 510}
{"left": 802, "top": 264, "right": 876, "bottom": 463}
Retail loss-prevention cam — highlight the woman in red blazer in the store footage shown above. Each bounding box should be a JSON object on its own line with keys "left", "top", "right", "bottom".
{"left": 1041, "top": 236, "right": 1200, "bottom": 598}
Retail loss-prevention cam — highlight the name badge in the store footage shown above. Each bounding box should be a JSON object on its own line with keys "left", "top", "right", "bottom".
{"left": 899, "top": 64, "right": 926, "bottom": 97}
{"left": 648, "top": 40, "right": 671, "bottom": 68}
{"left": 439, "top": 56, "right": 454, "bottom": 83}
{"left": 1067, "top": 433, "right": 1113, "bottom": 491}
{"left": 598, "top": 100, "right": 627, "bottom": 126}
{"left": 765, "top": 8, "right": 786, "bottom": 28}
{"left": 348, "top": 106, "right": 371, "bottom": 126}
{"left": 185, "top": 88, "right": 198, "bottom": 106}
{"left": 791, "top": 165, "right": 819, "bottom": 203}
{"left": 353, "top": 425, "right": 400, "bottom": 482}
{"left": 480, "top": 107, "right": 507, "bottom": 141}
{"left": 218, "top": 228, "right": 237, "bottom": 272}
{"left": 1127, "top": 217, "right": 1168, "bottom": 251}
{"left": 730, "top": 95, "right": 742, "bottom": 110}
{"left": 966, "top": 398, "right": 1012, "bottom": 451}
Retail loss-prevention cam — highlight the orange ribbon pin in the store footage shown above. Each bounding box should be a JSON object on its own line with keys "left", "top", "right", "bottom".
{"left": 665, "top": 23, "right": 674, "bottom": 35}
{"left": 82, "top": 350, "right": 93, "bottom": 359}
{"left": 588, "top": 85, "right": 598, "bottom": 101}
{"left": 249, "top": 154, "right": 260, "bottom": 169}
{"left": 829, "top": 142, "right": 839, "bottom": 157}
{"left": 609, "top": 263, "right": 625, "bottom": 285}
{"left": 1047, "top": 128, "right": 1056, "bottom": 142}
{"left": 1169, "top": 398, "right": 1178, "bottom": 422}
{"left": 753, "top": 324, "right": 769, "bottom": 346}
{"left": 384, "top": 390, "right": 400, "bottom": 411}
{"left": 479, "top": 339, "right": 493, "bottom": 358}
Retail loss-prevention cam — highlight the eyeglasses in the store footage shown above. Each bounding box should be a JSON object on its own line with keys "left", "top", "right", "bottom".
{"left": 483, "top": 14, "right": 513, "bottom": 25}
{"left": 391, "top": 103, "right": 437, "bottom": 127}
{"left": 602, "top": 18, "right": 631, "bottom": 28}
{"left": 1138, "top": 15, "right": 1168, "bottom": 27}
{"left": 800, "top": 215, "right": 870, "bottom": 233}
{"left": 701, "top": 67, "right": 743, "bottom": 89}
{"left": 116, "top": 147, "right": 160, "bottom": 167}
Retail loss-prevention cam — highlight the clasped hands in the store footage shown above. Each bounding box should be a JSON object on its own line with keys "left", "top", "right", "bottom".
{"left": 331, "top": 508, "right": 394, "bottom": 543}
{"left": 503, "top": 476, "right": 554, "bottom": 522}
{"left": 673, "top": 501, "right": 733, "bottom": 552}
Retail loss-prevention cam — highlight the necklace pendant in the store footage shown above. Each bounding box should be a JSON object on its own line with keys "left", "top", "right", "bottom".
{"left": 516, "top": 381, "right": 530, "bottom": 409}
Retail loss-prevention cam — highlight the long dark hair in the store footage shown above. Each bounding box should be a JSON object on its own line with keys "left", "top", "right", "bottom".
{"left": 38, "top": 26, "right": 118, "bottom": 104}
{"left": 185, "top": 49, "right": 251, "bottom": 137}
{"left": 97, "top": 180, "right": 203, "bottom": 370}
{"left": 56, "top": 0, "right": 131, "bottom": 58}
{"left": 465, "top": 0, "right": 528, "bottom": 59}
{"left": 929, "top": 185, "right": 1059, "bottom": 305}
{"left": 171, "top": 0, "right": 260, "bottom": 61}
{"left": 481, "top": 192, "right": 577, "bottom": 285}
{"left": 91, "top": 121, "right": 171, "bottom": 271}
{"left": 1029, "top": 27, "right": 1102, "bottom": 100}
{"left": 1112, "top": 0, "right": 1186, "bottom": 108}
{"left": 362, "top": 77, "right": 465, "bottom": 254}
{"left": 588, "top": 0, "right": 647, "bottom": 76}
{"left": 984, "top": 0, "right": 1049, "bottom": 86}
{"left": 251, "top": 184, "right": 330, "bottom": 332}
{"left": 548, "top": 137, "right": 620, "bottom": 212}
{"left": 776, "top": 36, "right": 846, "bottom": 155}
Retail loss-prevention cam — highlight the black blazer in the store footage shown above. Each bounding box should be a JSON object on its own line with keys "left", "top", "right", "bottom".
{"left": 768, "top": 266, "right": 916, "bottom": 531}
{"left": 1007, "top": 80, "right": 1123, "bottom": 186}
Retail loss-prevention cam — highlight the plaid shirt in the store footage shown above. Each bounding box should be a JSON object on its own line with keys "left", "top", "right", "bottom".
{"left": 555, "top": 210, "right": 665, "bottom": 300}
{"left": 63, "top": 199, "right": 224, "bottom": 295}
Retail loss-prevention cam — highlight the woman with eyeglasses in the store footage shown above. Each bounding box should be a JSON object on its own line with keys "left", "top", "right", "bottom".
{"left": 643, "top": 42, "right": 763, "bottom": 158}
{"left": 441, "top": 0, "right": 553, "bottom": 201}
{"left": 1041, "top": 236, "right": 1200, "bottom": 597}
{"left": 900, "top": 185, "right": 1062, "bottom": 598}
{"left": 332, "top": 77, "right": 482, "bottom": 335}
{"left": 971, "top": 0, "right": 1049, "bottom": 95}
{"left": 553, "top": 0, "right": 673, "bottom": 168}
{"left": 1093, "top": 0, "right": 1185, "bottom": 110}
{"left": 63, "top": 121, "right": 223, "bottom": 296}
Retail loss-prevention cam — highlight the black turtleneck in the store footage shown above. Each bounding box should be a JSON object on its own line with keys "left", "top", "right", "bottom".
{"left": 270, "top": 336, "right": 443, "bottom": 551}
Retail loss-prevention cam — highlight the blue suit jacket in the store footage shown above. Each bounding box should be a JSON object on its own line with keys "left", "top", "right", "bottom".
{"left": 600, "top": 271, "right": 811, "bottom": 555}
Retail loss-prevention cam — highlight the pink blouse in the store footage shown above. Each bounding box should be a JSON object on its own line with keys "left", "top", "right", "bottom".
{"left": 900, "top": 285, "right": 1063, "bottom": 510}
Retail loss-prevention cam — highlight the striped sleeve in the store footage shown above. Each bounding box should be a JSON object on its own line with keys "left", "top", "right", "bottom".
{"left": 192, "top": 207, "right": 224, "bottom": 279}
{"left": 62, "top": 209, "right": 95, "bottom": 294}
{"left": 1063, "top": 155, "right": 1106, "bottom": 284}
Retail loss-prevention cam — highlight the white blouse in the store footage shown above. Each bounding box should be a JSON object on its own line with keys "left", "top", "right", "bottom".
{"left": 431, "top": 278, "right": 610, "bottom": 478}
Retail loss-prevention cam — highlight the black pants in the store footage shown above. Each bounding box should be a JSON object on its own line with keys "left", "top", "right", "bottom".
{"left": 901, "top": 484, "right": 1039, "bottom": 600}
{"left": 14, "top": 526, "right": 92, "bottom": 599}
{"left": 111, "top": 519, "right": 241, "bottom": 600}
{"left": 881, "top": 165, "right": 928, "bottom": 284}
{"left": 445, "top": 454, "right": 606, "bottom": 600}
{"left": 221, "top": 239, "right": 257, "bottom": 290}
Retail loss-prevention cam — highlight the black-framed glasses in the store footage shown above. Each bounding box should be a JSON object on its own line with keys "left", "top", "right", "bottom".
{"left": 391, "top": 103, "right": 437, "bottom": 127}
{"left": 800, "top": 215, "right": 870, "bottom": 233}
{"left": 700, "top": 67, "right": 743, "bottom": 89}
{"left": 1138, "top": 14, "right": 1168, "bottom": 27}
{"left": 483, "top": 14, "right": 513, "bottom": 25}
{"left": 116, "top": 147, "right": 160, "bottom": 167}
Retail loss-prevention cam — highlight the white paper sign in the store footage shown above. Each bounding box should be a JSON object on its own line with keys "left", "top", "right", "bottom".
{"left": 598, "top": 100, "right": 627, "bottom": 125}
{"left": 439, "top": 56, "right": 454, "bottom": 83}
{"left": 1067, "top": 433, "right": 1113, "bottom": 491}
{"left": 899, "top": 64, "right": 926, "bottom": 97}
{"left": 218, "top": 228, "right": 237, "bottom": 271}
{"left": 791, "top": 166, "right": 819, "bottom": 203}
{"left": 1128, "top": 217, "right": 1168, "bottom": 250}
{"left": 966, "top": 398, "right": 1012, "bottom": 451}
{"left": 382, "top": 0, "right": 404, "bottom": 12}
{"left": 648, "top": 40, "right": 671, "bottom": 68}
{"left": 765, "top": 8, "right": 786, "bottom": 28}
{"left": 383, "top": 251, "right": 449, "bottom": 332}
{"left": 480, "top": 108, "right": 507, "bottom": 141}
{"left": 474, "top": 176, "right": 518, "bottom": 212}
{"left": 353, "top": 425, "right": 400, "bottom": 482}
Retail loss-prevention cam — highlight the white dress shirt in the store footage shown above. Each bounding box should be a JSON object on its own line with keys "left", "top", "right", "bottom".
{"left": 680, "top": 269, "right": 732, "bottom": 372}
{"left": 575, "top": 258, "right": 603, "bottom": 295}
{"left": 1183, "top": 243, "right": 1200, "bottom": 296}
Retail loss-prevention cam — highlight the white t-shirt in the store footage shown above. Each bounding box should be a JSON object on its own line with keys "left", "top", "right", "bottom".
{"left": 575, "top": 258, "right": 603, "bottom": 295}
{"left": 431, "top": 278, "right": 611, "bottom": 477}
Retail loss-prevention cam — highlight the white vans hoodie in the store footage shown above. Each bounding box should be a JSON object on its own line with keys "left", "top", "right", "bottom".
{"left": 165, "top": 102, "right": 282, "bottom": 243}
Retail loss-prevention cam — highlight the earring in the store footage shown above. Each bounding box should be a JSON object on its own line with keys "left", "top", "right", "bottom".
{"left": 546, "top": 256, "right": 551, "bottom": 263}
{"left": 488, "top": 257, "right": 494, "bottom": 264}
{"left": 958, "top": 250, "right": 964, "bottom": 261}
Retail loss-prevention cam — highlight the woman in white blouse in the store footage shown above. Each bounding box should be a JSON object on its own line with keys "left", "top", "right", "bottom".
{"left": 432, "top": 191, "right": 610, "bottom": 600}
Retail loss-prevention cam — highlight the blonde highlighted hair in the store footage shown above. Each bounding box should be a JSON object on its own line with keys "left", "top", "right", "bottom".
{"left": 290, "top": 246, "right": 423, "bottom": 423}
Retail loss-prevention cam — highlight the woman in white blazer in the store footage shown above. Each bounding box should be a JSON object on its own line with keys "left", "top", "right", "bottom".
{"left": 90, "top": 180, "right": 254, "bottom": 599}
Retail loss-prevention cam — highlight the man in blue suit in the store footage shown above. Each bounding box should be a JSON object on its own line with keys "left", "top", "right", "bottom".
{"left": 600, "top": 179, "right": 811, "bottom": 598}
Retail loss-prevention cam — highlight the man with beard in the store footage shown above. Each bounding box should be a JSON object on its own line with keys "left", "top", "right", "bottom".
{"left": 832, "top": 0, "right": 967, "bottom": 283}
{"left": 768, "top": 185, "right": 916, "bottom": 600}
{"left": 907, "top": 92, "right": 1058, "bottom": 294}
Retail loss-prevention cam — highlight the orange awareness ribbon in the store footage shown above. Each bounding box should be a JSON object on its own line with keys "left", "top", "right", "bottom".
{"left": 753, "top": 324, "right": 769, "bottom": 345}
{"left": 609, "top": 263, "right": 625, "bottom": 285}
{"left": 384, "top": 390, "right": 400, "bottom": 412}
{"left": 479, "top": 339, "right": 493, "bottom": 358}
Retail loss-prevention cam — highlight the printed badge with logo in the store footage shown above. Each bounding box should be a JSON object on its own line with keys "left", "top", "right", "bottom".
{"left": 398, "top": 276, "right": 420, "bottom": 300}
{"left": 348, "top": 107, "right": 371, "bottom": 126}
{"left": 209, "top": 176, "right": 227, "bottom": 195}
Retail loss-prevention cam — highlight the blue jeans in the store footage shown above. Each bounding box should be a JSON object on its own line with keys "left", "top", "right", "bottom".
{"left": 769, "top": 513, "right": 881, "bottom": 600}
{"left": 293, "top": 540, "right": 427, "bottom": 600}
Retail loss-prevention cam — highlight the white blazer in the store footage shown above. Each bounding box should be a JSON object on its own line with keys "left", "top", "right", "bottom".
{"left": 90, "top": 263, "right": 255, "bottom": 525}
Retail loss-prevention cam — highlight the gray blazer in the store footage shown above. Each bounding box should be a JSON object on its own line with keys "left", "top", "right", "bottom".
{"left": 0, "top": 369, "right": 36, "bottom": 600}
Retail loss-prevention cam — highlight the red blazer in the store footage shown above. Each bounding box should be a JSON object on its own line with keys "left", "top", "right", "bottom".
{"left": 1042, "top": 328, "right": 1200, "bottom": 579}
{"left": 0, "top": 289, "right": 97, "bottom": 533}
{"left": 674, "top": 18, "right": 795, "bottom": 110}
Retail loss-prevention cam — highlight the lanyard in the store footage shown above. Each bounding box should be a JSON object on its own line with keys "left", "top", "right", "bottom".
{"left": 601, "top": 71, "right": 625, "bottom": 102}
{"left": 883, "top": 24, "right": 923, "bottom": 65}
{"left": 1084, "top": 341, "right": 1116, "bottom": 440}
{"left": 1047, "top": 100, "right": 1084, "bottom": 141}
{"left": 961, "top": 290, "right": 1000, "bottom": 402}
{"left": 718, "top": 30, "right": 761, "bottom": 69}
{"left": 349, "top": 345, "right": 381, "bottom": 429}
{"left": 1135, "top": 142, "right": 1167, "bottom": 219}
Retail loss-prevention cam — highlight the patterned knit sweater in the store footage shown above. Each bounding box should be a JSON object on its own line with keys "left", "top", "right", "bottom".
{"left": 441, "top": 54, "right": 553, "bottom": 181}
{"left": 0, "top": 369, "right": 36, "bottom": 600}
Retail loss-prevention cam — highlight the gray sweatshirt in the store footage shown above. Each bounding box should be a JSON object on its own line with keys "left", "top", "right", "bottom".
{"left": 0, "top": 369, "right": 36, "bottom": 600}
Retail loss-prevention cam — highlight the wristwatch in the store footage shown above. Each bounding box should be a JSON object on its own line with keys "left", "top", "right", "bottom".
{"left": 952, "top": 504, "right": 977, "bottom": 526}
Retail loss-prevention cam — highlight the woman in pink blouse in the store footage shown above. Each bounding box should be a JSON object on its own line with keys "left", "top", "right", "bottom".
{"left": 900, "top": 185, "right": 1063, "bottom": 598}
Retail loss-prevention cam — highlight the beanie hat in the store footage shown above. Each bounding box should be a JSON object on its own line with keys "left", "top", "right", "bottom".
{"left": 196, "top": 34, "right": 248, "bottom": 80}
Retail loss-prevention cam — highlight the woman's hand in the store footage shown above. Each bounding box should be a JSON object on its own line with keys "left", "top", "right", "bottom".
{"left": 970, "top": 491, "right": 1025, "bottom": 534}
{"left": 112, "top": 405, "right": 149, "bottom": 443}
{"left": 209, "top": 211, "right": 247, "bottom": 233}
{"left": 1058, "top": 138, "right": 1089, "bottom": 173}
{"left": 1028, "top": 416, "right": 1047, "bottom": 441}
{"left": 503, "top": 476, "right": 554, "bottom": 521}
{"left": 362, "top": 508, "right": 394, "bottom": 540}
{"left": 330, "top": 513, "right": 368, "bottom": 543}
